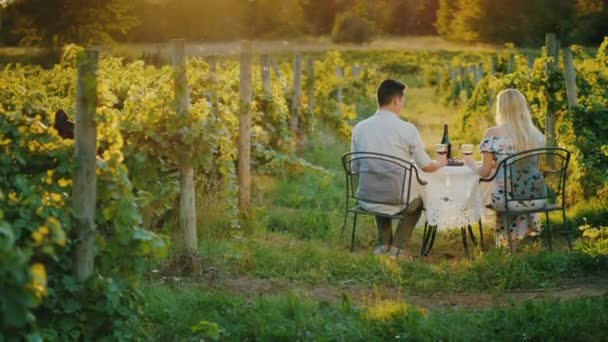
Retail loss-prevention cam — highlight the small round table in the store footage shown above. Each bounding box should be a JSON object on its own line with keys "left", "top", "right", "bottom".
{"left": 419, "top": 164, "right": 493, "bottom": 257}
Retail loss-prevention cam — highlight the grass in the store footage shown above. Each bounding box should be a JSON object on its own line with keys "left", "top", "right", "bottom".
{"left": 179, "top": 86, "right": 608, "bottom": 296}
{"left": 197, "top": 229, "right": 608, "bottom": 293}
{"left": 141, "top": 285, "right": 608, "bottom": 341}
{"left": 140, "top": 69, "right": 608, "bottom": 339}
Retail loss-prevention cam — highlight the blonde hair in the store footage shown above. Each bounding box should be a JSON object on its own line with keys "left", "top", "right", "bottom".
{"left": 495, "top": 89, "right": 545, "bottom": 152}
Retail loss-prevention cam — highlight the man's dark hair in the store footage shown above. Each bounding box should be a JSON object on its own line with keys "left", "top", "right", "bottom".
{"left": 377, "top": 79, "right": 406, "bottom": 106}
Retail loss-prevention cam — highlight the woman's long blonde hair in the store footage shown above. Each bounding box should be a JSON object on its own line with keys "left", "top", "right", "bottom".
{"left": 496, "top": 89, "right": 545, "bottom": 152}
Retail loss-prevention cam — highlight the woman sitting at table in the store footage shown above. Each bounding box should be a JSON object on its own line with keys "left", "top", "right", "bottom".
{"left": 464, "top": 88, "right": 546, "bottom": 247}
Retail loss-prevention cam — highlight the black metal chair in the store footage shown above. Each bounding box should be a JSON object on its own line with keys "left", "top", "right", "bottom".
{"left": 340, "top": 152, "right": 430, "bottom": 254}
{"left": 478, "top": 147, "right": 572, "bottom": 253}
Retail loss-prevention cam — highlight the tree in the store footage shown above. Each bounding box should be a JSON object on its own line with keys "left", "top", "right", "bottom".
{"left": 387, "top": 0, "right": 439, "bottom": 35}
{"left": 435, "top": 0, "right": 457, "bottom": 38}
{"left": 449, "top": 0, "right": 482, "bottom": 42}
{"left": 8, "top": 0, "right": 139, "bottom": 46}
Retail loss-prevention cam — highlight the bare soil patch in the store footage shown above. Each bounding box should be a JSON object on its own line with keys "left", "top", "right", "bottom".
{"left": 195, "top": 270, "right": 608, "bottom": 311}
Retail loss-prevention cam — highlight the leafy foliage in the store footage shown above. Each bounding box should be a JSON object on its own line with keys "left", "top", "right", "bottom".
{"left": 0, "top": 45, "right": 378, "bottom": 338}
{"left": 7, "top": 0, "right": 139, "bottom": 46}
{"left": 0, "top": 45, "right": 166, "bottom": 340}
{"left": 448, "top": 38, "right": 608, "bottom": 200}
{"left": 576, "top": 220, "right": 608, "bottom": 257}
{"left": 436, "top": 0, "right": 607, "bottom": 45}
{"left": 331, "top": 14, "right": 374, "bottom": 44}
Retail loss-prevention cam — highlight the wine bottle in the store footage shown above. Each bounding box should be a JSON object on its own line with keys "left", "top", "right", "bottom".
{"left": 441, "top": 123, "right": 452, "bottom": 160}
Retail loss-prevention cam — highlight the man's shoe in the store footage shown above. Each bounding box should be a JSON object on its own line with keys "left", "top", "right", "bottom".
{"left": 387, "top": 247, "right": 412, "bottom": 261}
{"left": 387, "top": 246, "right": 403, "bottom": 260}
{"left": 373, "top": 245, "right": 390, "bottom": 255}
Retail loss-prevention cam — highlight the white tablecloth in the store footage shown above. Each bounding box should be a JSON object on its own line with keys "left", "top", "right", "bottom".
{"left": 420, "top": 166, "right": 492, "bottom": 230}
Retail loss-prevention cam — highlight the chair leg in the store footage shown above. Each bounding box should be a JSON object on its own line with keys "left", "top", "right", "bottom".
{"left": 478, "top": 220, "right": 485, "bottom": 251}
{"left": 545, "top": 211, "right": 552, "bottom": 251}
{"left": 505, "top": 214, "right": 513, "bottom": 254}
{"left": 340, "top": 209, "right": 349, "bottom": 238}
{"left": 562, "top": 210, "right": 572, "bottom": 251}
{"left": 461, "top": 226, "right": 470, "bottom": 259}
{"left": 427, "top": 225, "right": 438, "bottom": 255}
{"left": 420, "top": 221, "right": 429, "bottom": 256}
{"left": 350, "top": 213, "right": 358, "bottom": 252}
{"left": 468, "top": 224, "right": 477, "bottom": 247}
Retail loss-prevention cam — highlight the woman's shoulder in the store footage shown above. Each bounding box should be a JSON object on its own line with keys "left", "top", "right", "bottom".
{"left": 484, "top": 125, "right": 506, "bottom": 137}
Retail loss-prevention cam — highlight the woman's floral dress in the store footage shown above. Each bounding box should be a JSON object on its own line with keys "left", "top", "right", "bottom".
{"left": 479, "top": 136, "right": 546, "bottom": 246}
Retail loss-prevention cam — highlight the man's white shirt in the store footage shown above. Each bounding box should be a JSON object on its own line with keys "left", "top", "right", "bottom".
{"left": 350, "top": 109, "right": 432, "bottom": 215}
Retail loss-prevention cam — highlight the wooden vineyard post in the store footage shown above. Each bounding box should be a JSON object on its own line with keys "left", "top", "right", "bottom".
{"left": 261, "top": 54, "right": 271, "bottom": 96}
{"left": 527, "top": 55, "right": 534, "bottom": 68}
{"left": 291, "top": 53, "right": 302, "bottom": 133}
{"left": 171, "top": 39, "right": 199, "bottom": 266}
{"left": 208, "top": 56, "right": 219, "bottom": 110}
{"left": 468, "top": 65, "right": 476, "bottom": 86}
{"left": 527, "top": 55, "right": 534, "bottom": 76}
{"left": 476, "top": 63, "right": 484, "bottom": 84}
{"left": 270, "top": 57, "right": 287, "bottom": 92}
{"left": 307, "top": 57, "right": 314, "bottom": 115}
{"left": 563, "top": 47, "right": 578, "bottom": 109}
{"left": 459, "top": 66, "right": 465, "bottom": 90}
{"left": 436, "top": 71, "right": 441, "bottom": 92}
{"left": 238, "top": 41, "right": 252, "bottom": 215}
{"left": 336, "top": 66, "right": 343, "bottom": 117}
{"left": 545, "top": 33, "right": 558, "bottom": 71}
{"left": 545, "top": 33, "right": 558, "bottom": 147}
{"left": 490, "top": 55, "right": 498, "bottom": 74}
{"left": 73, "top": 49, "right": 98, "bottom": 282}
{"left": 507, "top": 53, "right": 515, "bottom": 73}
{"left": 488, "top": 90, "right": 494, "bottom": 116}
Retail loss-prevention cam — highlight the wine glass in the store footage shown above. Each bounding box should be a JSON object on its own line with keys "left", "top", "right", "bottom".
{"left": 461, "top": 144, "right": 474, "bottom": 157}
{"left": 435, "top": 143, "right": 447, "bottom": 156}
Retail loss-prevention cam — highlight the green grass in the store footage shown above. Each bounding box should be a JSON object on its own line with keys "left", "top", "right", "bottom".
{"left": 144, "top": 63, "right": 608, "bottom": 340}
{"left": 141, "top": 285, "right": 608, "bottom": 341}
{"left": 197, "top": 231, "right": 608, "bottom": 294}
{"left": 183, "top": 88, "right": 608, "bottom": 296}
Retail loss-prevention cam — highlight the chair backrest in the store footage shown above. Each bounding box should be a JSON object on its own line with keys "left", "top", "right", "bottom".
{"left": 496, "top": 147, "right": 570, "bottom": 206}
{"left": 341, "top": 152, "right": 425, "bottom": 207}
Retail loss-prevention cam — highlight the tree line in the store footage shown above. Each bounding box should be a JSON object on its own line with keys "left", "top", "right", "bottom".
{"left": 0, "top": 0, "right": 606, "bottom": 46}
{"left": 437, "top": 0, "right": 608, "bottom": 45}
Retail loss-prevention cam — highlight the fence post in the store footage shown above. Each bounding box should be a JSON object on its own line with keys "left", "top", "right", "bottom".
{"left": 238, "top": 41, "right": 253, "bottom": 215}
{"left": 73, "top": 49, "right": 98, "bottom": 282}
{"left": 545, "top": 33, "right": 558, "bottom": 147}
{"left": 527, "top": 55, "right": 534, "bottom": 69}
{"left": 459, "top": 66, "right": 466, "bottom": 90}
{"left": 352, "top": 64, "right": 362, "bottom": 77}
{"left": 545, "top": 33, "right": 558, "bottom": 71}
{"left": 208, "top": 56, "right": 219, "bottom": 109}
{"left": 507, "top": 53, "right": 515, "bottom": 73}
{"left": 491, "top": 55, "right": 498, "bottom": 74}
{"left": 291, "top": 54, "right": 302, "bottom": 133}
{"left": 261, "top": 54, "right": 271, "bottom": 96}
{"left": 488, "top": 89, "right": 494, "bottom": 116}
{"left": 527, "top": 55, "right": 534, "bottom": 76}
{"left": 563, "top": 47, "right": 578, "bottom": 109}
{"left": 171, "top": 39, "right": 199, "bottom": 263}
{"left": 476, "top": 63, "right": 484, "bottom": 83}
{"left": 307, "top": 57, "right": 314, "bottom": 115}
{"left": 270, "top": 57, "right": 287, "bottom": 92}
{"left": 336, "top": 66, "right": 343, "bottom": 117}
{"left": 436, "top": 71, "right": 441, "bottom": 92}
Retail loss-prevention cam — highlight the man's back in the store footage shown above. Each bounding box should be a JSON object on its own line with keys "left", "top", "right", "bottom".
{"left": 351, "top": 109, "right": 431, "bottom": 215}
{"left": 352, "top": 110, "right": 430, "bottom": 168}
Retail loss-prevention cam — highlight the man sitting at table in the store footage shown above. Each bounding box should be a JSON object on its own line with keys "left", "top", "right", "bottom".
{"left": 350, "top": 79, "right": 447, "bottom": 259}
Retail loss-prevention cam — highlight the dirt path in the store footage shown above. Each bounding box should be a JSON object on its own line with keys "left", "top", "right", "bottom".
{"left": 196, "top": 271, "right": 608, "bottom": 310}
